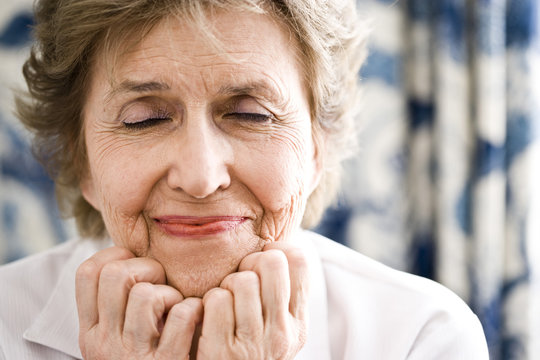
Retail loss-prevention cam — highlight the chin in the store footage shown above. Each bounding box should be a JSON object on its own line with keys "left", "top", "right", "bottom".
{"left": 147, "top": 228, "right": 265, "bottom": 297}
{"left": 163, "top": 260, "right": 239, "bottom": 298}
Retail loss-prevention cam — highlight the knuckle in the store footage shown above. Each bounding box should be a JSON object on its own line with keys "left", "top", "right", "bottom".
{"left": 129, "top": 282, "right": 155, "bottom": 300}
{"left": 219, "top": 273, "right": 236, "bottom": 289}
{"left": 238, "top": 270, "right": 260, "bottom": 286}
{"left": 285, "top": 247, "right": 308, "bottom": 268}
{"left": 203, "top": 287, "right": 231, "bottom": 305}
{"left": 168, "top": 303, "right": 198, "bottom": 328}
{"left": 223, "top": 270, "right": 259, "bottom": 289}
{"left": 238, "top": 251, "right": 261, "bottom": 270}
{"left": 100, "top": 260, "right": 131, "bottom": 283}
{"left": 260, "top": 250, "right": 288, "bottom": 271}
{"left": 76, "top": 259, "right": 99, "bottom": 282}
{"left": 108, "top": 246, "right": 134, "bottom": 259}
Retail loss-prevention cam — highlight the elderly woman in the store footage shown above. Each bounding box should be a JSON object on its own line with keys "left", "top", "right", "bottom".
{"left": 0, "top": 0, "right": 488, "bottom": 359}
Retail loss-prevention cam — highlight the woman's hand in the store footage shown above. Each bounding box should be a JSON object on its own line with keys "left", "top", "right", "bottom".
{"left": 196, "top": 241, "right": 310, "bottom": 360}
{"left": 75, "top": 247, "right": 203, "bottom": 360}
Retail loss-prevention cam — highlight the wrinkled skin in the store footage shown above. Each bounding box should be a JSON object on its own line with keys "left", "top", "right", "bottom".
{"left": 77, "top": 8, "right": 320, "bottom": 359}
{"left": 76, "top": 242, "right": 309, "bottom": 359}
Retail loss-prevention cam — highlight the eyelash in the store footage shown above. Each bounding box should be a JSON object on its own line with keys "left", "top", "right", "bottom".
{"left": 123, "top": 117, "right": 171, "bottom": 130}
{"left": 224, "top": 112, "right": 272, "bottom": 123}
{"left": 122, "top": 109, "right": 173, "bottom": 130}
{"left": 121, "top": 111, "right": 272, "bottom": 130}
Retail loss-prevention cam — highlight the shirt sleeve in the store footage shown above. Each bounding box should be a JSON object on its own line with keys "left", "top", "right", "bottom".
{"left": 406, "top": 309, "right": 489, "bottom": 359}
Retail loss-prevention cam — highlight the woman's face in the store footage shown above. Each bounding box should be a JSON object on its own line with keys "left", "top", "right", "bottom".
{"left": 81, "top": 10, "right": 320, "bottom": 297}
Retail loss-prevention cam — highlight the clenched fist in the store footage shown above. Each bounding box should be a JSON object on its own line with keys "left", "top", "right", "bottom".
{"left": 75, "top": 242, "right": 310, "bottom": 360}
{"left": 196, "top": 242, "right": 310, "bottom": 359}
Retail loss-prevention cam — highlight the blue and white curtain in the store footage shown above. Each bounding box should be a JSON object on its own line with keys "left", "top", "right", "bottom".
{"left": 1, "top": 0, "right": 539, "bottom": 359}
{"left": 317, "top": 0, "right": 540, "bottom": 359}
{"left": 0, "top": 1, "right": 72, "bottom": 263}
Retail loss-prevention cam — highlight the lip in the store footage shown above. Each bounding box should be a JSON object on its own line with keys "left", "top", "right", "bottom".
{"left": 154, "top": 216, "right": 247, "bottom": 238}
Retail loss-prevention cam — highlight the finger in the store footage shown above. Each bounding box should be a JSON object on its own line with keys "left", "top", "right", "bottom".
{"left": 201, "top": 288, "right": 235, "bottom": 345}
{"left": 75, "top": 246, "right": 135, "bottom": 332}
{"left": 220, "top": 271, "right": 263, "bottom": 339}
{"left": 123, "top": 283, "right": 184, "bottom": 352}
{"left": 158, "top": 297, "right": 203, "bottom": 358}
{"left": 238, "top": 250, "right": 290, "bottom": 326}
{"left": 97, "top": 256, "right": 167, "bottom": 333}
{"left": 263, "top": 242, "right": 310, "bottom": 320}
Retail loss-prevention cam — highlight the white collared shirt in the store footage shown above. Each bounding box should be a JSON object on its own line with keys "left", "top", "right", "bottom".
{"left": 0, "top": 231, "right": 489, "bottom": 359}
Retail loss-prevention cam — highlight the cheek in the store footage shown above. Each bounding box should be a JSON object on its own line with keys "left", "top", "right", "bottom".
{"left": 86, "top": 133, "right": 164, "bottom": 248}
{"left": 91, "top": 145, "right": 158, "bottom": 211}
{"left": 106, "top": 167, "right": 154, "bottom": 211}
{"left": 241, "top": 127, "right": 313, "bottom": 214}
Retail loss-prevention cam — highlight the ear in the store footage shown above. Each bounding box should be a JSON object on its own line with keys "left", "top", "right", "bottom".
{"left": 80, "top": 173, "right": 101, "bottom": 211}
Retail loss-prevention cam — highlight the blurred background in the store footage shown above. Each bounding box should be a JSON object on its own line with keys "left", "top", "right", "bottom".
{"left": 0, "top": 0, "right": 539, "bottom": 359}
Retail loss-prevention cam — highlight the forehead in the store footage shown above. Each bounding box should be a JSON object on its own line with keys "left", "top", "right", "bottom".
{"left": 92, "top": 9, "right": 303, "bottom": 101}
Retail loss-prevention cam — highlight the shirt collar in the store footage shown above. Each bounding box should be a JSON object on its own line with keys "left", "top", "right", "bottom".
{"left": 21, "top": 231, "right": 330, "bottom": 359}
{"left": 23, "top": 239, "right": 106, "bottom": 359}
{"left": 295, "top": 230, "right": 332, "bottom": 360}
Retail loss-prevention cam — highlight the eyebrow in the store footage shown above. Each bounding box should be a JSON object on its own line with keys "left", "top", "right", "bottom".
{"left": 106, "top": 79, "right": 285, "bottom": 107}
{"left": 105, "top": 80, "right": 170, "bottom": 104}
{"left": 217, "top": 81, "right": 284, "bottom": 105}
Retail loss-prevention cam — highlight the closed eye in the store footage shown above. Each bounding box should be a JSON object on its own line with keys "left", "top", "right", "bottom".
{"left": 123, "top": 117, "right": 172, "bottom": 130}
{"left": 223, "top": 112, "right": 272, "bottom": 123}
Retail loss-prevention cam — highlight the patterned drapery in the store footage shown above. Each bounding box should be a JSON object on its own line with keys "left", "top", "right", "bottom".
{"left": 0, "top": 2, "right": 72, "bottom": 263}
{"left": 317, "top": 0, "right": 539, "bottom": 358}
{"left": 1, "top": 0, "right": 538, "bottom": 359}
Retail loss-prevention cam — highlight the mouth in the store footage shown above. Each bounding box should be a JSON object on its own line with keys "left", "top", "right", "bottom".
{"left": 154, "top": 216, "right": 247, "bottom": 238}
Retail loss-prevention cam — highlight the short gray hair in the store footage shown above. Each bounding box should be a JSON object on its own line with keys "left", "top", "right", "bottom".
{"left": 16, "top": 0, "right": 368, "bottom": 237}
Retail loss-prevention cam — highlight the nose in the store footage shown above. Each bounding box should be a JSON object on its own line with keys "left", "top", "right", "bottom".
{"left": 165, "top": 117, "right": 231, "bottom": 198}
